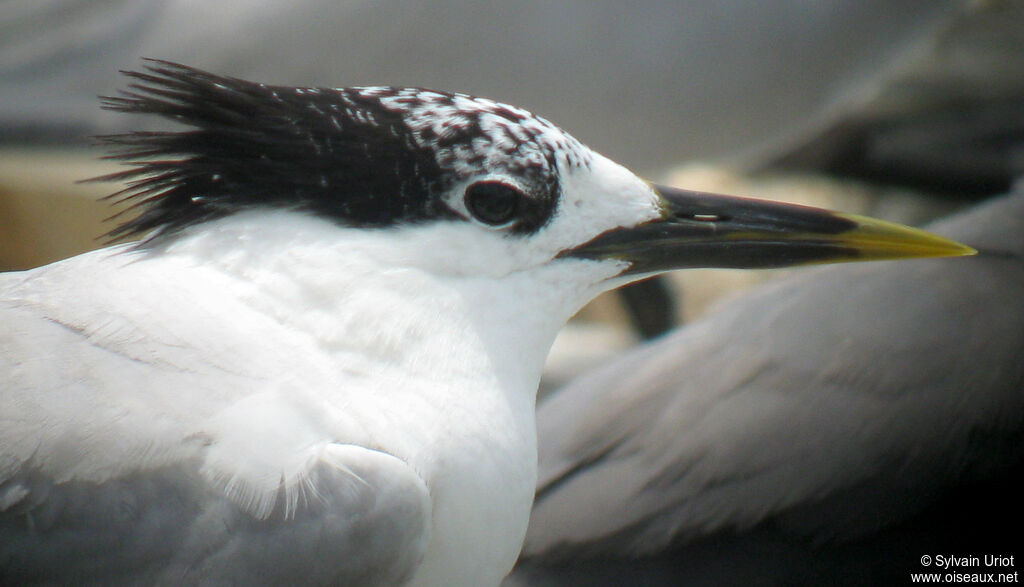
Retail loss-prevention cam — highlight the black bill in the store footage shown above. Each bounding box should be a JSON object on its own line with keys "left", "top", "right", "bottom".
{"left": 562, "top": 184, "right": 976, "bottom": 275}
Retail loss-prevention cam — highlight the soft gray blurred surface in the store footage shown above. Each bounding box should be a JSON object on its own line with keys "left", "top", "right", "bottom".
{"left": 772, "top": 0, "right": 1024, "bottom": 195}
{"left": 1, "top": 0, "right": 961, "bottom": 173}
{"left": 510, "top": 190, "right": 1024, "bottom": 585}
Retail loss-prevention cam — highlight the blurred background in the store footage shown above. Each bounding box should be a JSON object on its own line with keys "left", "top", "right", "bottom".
{"left": 2, "top": 1, "right": 1022, "bottom": 583}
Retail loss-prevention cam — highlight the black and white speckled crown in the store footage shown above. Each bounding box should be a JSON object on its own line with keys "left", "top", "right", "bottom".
{"left": 97, "top": 60, "right": 593, "bottom": 241}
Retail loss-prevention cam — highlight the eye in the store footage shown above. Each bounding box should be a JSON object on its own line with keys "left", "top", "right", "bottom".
{"left": 464, "top": 181, "right": 524, "bottom": 226}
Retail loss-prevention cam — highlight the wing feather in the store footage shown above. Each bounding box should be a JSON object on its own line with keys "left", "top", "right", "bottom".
{"left": 1, "top": 252, "right": 432, "bottom": 585}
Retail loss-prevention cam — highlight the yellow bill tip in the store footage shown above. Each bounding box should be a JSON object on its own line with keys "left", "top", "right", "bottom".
{"left": 837, "top": 212, "right": 977, "bottom": 261}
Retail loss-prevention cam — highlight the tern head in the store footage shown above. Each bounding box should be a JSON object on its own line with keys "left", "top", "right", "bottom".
{"left": 99, "top": 60, "right": 973, "bottom": 311}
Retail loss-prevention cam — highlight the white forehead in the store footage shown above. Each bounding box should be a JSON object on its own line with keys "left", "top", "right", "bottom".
{"left": 354, "top": 86, "right": 592, "bottom": 176}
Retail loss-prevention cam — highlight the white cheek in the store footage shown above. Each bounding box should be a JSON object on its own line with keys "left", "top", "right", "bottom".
{"left": 536, "top": 153, "right": 662, "bottom": 255}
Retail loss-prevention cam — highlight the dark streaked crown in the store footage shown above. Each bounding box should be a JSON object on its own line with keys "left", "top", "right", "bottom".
{"left": 97, "top": 60, "right": 591, "bottom": 242}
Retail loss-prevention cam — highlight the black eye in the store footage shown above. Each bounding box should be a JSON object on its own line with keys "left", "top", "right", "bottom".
{"left": 464, "top": 181, "right": 524, "bottom": 226}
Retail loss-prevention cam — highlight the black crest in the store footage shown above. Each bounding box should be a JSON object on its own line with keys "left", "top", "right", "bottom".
{"left": 96, "top": 60, "right": 578, "bottom": 242}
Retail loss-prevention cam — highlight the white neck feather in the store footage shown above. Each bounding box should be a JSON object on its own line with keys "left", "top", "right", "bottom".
{"left": 152, "top": 210, "right": 621, "bottom": 585}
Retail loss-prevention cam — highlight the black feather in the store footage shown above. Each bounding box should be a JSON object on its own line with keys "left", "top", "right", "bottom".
{"left": 93, "top": 60, "right": 573, "bottom": 242}
{"left": 95, "top": 60, "right": 458, "bottom": 241}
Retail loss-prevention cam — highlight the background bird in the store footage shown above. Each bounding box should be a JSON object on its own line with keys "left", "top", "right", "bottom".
{"left": 0, "top": 61, "right": 974, "bottom": 585}
{"left": 510, "top": 188, "right": 1023, "bottom": 586}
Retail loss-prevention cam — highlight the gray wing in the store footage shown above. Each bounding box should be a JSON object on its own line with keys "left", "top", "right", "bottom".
{"left": 512, "top": 190, "right": 1024, "bottom": 584}
{"left": 0, "top": 262, "right": 431, "bottom": 585}
{"left": 2, "top": 446, "right": 430, "bottom": 585}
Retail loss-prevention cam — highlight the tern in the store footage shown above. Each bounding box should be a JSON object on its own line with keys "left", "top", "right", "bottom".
{"left": 0, "top": 61, "right": 973, "bottom": 586}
